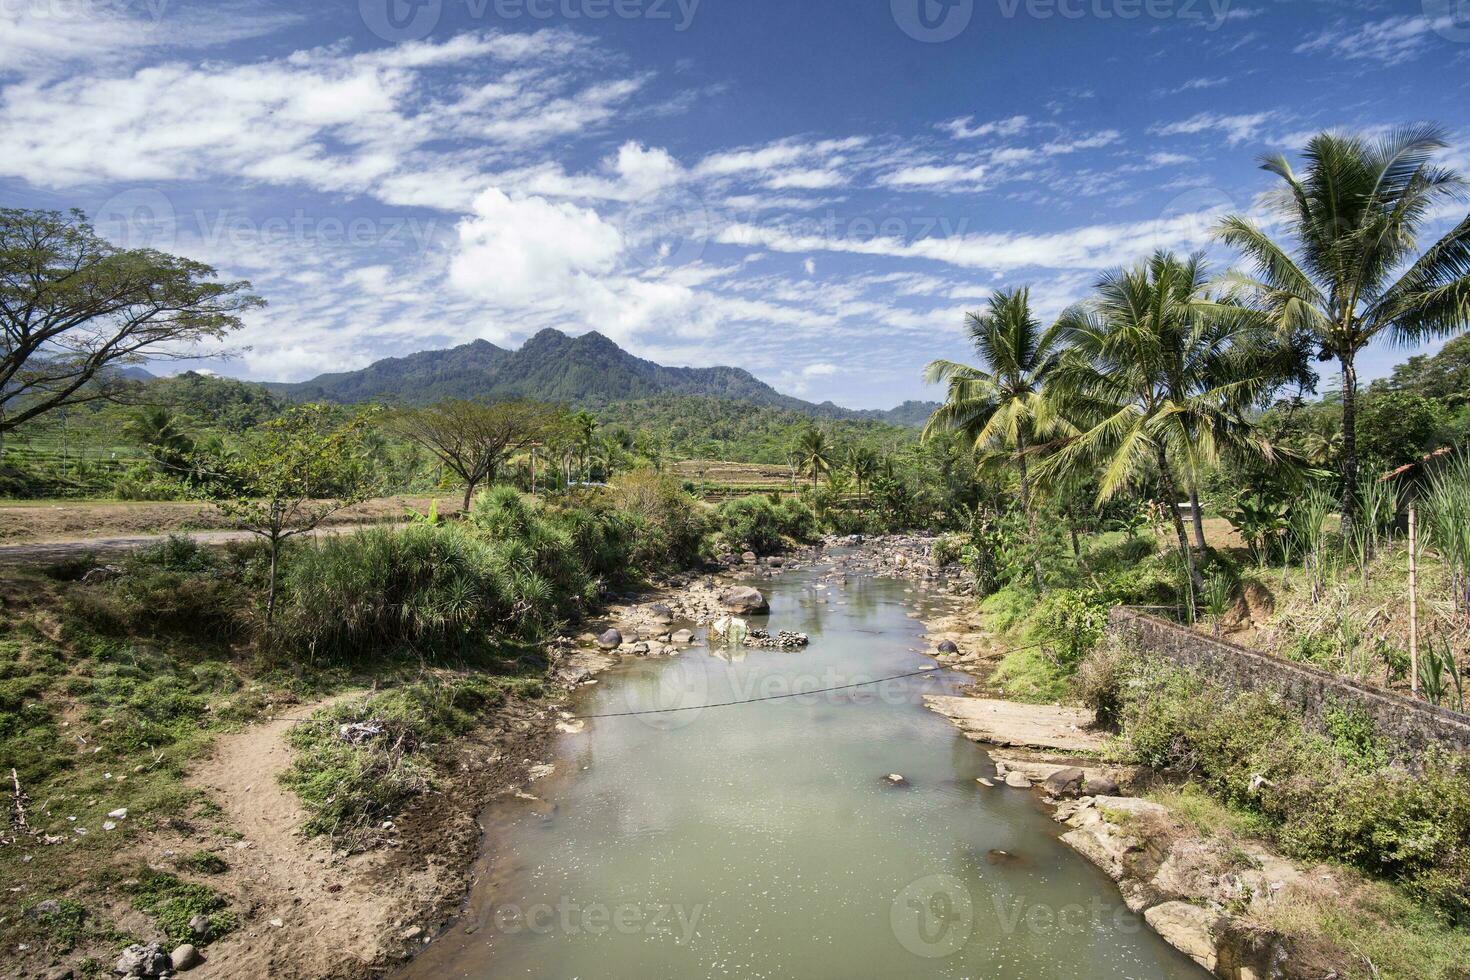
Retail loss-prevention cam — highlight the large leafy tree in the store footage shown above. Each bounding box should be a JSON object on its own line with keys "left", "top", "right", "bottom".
{"left": 0, "top": 208, "right": 261, "bottom": 442}
{"left": 1041, "top": 252, "right": 1293, "bottom": 598}
{"left": 1217, "top": 126, "right": 1470, "bottom": 528}
{"left": 923, "top": 287, "right": 1063, "bottom": 589}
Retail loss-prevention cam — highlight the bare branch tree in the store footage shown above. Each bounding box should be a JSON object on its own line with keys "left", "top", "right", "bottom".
{"left": 393, "top": 400, "right": 551, "bottom": 510}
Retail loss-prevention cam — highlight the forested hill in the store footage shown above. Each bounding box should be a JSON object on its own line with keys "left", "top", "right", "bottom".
{"left": 266, "top": 328, "right": 937, "bottom": 426}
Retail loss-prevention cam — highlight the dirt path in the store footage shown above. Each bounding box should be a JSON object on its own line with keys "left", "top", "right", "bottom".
{"left": 0, "top": 525, "right": 363, "bottom": 566}
{"left": 0, "top": 494, "right": 460, "bottom": 552}
{"left": 185, "top": 693, "right": 428, "bottom": 980}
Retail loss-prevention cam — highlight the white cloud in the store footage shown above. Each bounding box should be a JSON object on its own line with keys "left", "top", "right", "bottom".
{"left": 941, "top": 115, "right": 1030, "bottom": 140}
{"left": 880, "top": 162, "right": 988, "bottom": 190}
{"left": 803, "top": 258, "right": 816, "bottom": 276}
{"left": 767, "top": 168, "right": 846, "bottom": 190}
{"left": 0, "top": 0, "right": 300, "bottom": 78}
{"left": 1147, "top": 152, "right": 1194, "bottom": 166}
{"left": 719, "top": 206, "right": 1233, "bottom": 273}
{"left": 449, "top": 188, "right": 624, "bottom": 305}
{"left": 0, "top": 29, "right": 630, "bottom": 206}
{"left": 803, "top": 362, "right": 838, "bottom": 377}
{"left": 1151, "top": 111, "right": 1276, "bottom": 146}
{"left": 1295, "top": 15, "right": 1455, "bottom": 66}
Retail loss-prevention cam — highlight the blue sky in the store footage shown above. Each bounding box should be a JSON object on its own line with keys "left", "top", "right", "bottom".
{"left": 4, "top": 0, "right": 1469, "bottom": 409}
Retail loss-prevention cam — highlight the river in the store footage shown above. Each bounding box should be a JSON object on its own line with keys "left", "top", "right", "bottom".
{"left": 402, "top": 556, "right": 1206, "bottom": 979}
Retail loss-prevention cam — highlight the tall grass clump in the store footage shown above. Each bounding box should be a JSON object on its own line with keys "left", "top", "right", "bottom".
{"left": 270, "top": 485, "right": 705, "bottom": 664}
{"left": 1352, "top": 464, "right": 1399, "bottom": 575}
{"left": 1423, "top": 453, "right": 1470, "bottom": 615}
{"left": 1288, "top": 485, "right": 1336, "bottom": 603}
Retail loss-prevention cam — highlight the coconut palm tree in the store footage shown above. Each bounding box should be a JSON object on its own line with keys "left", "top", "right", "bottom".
{"left": 923, "top": 287, "right": 1063, "bottom": 589}
{"left": 572, "top": 410, "right": 598, "bottom": 482}
{"left": 796, "top": 427, "right": 833, "bottom": 489}
{"left": 848, "top": 445, "right": 879, "bottom": 505}
{"left": 1040, "top": 251, "right": 1293, "bottom": 602}
{"left": 1217, "top": 126, "right": 1470, "bottom": 530}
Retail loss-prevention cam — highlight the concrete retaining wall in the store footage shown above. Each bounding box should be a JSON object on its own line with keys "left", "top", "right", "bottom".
{"left": 1108, "top": 608, "right": 1470, "bottom": 756}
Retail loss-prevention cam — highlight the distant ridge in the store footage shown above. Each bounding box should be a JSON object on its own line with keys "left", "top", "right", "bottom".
{"left": 267, "top": 328, "right": 938, "bottom": 426}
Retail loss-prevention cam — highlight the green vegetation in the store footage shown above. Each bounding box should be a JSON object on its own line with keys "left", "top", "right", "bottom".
{"left": 281, "top": 676, "right": 538, "bottom": 841}
{"left": 125, "top": 869, "right": 237, "bottom": 944}
{"left": 1081, "top": 644, "right": 1470, "bottom": 923}
{"left": 710, "top": 495, "right": 817, "bottom": 554}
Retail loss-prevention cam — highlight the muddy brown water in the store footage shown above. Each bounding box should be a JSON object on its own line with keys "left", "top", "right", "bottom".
{"left": 401, "top": 558, "right": 1207, "bottom": 979}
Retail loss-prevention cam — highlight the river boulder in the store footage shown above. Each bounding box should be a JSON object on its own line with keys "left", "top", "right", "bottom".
{"left": 1042, "top": 767, "right": 1086, "bottom": 797}
{"left": 936, "top": 640, "right": 959, "bottom": 655}
{"left": 646, "top": 603, "right": 674, "bottom": 625}
{"left": 719, "top": 587, "right": 769, "bottom": 615}
{"left": 596, "top": 629, "right": 623, "bottom": 650}
{"left": 671, "top": 629, "right": 696, "bottom": 645}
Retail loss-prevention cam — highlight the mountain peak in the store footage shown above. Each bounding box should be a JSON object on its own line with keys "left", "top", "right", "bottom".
{"left": 269, "top": 330, "right": 932, "bottom": 425}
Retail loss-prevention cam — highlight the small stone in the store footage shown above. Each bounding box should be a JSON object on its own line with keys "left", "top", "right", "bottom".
{"left": 596, "top": 629, "right": 622, "bottom": 650}
{"left": 171, "top": 943, "right": 203, "bottom": 971}
{"left": 269, "top": 918, "right": 284, "bottom": 928}
{"left": 885, "top": 773, "right": 908, "bottom": 786}
{"left": 976, "top": 777, "right": 995, "bottom": 788}
{"left": 741, "top": 551, "right": 758, "bottom": 564}
{"left": 937, "top": 640, "right": 959, "bottom": 655}
{"left": 646, "top": 603, "right": 674, "bottom": 624}
{"left": 108, "top": 807, "right": 128, "bottom": 819}
{"left": 1003, "top": 772, "right": 1033, "bottom": 789}
{"left": 187, "top": 914, "right": 213, "bottom": 941}
{"left": 401, "top": 926, "right": 424, "bottom": 941}
{"left": 671, "top": 629, "right": 695, "bottom": 645}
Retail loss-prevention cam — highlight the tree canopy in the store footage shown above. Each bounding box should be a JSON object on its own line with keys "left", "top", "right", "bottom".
{"left": 0, "top": 208, "right": 262, "bottom": 437}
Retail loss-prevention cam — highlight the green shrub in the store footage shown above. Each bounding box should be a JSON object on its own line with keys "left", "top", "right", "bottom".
{"left": 608, "top": 472, "right": 708, "bottom": 571}
{"left": 274, "top": 490, "right": 614, "bottom": 662}
{"left": 713, "top": 495, "right": 815, "bottom": 553}
{"left": 181, "top": 850, "right": 229, "bottom": 875}
{"left": 128, "top": 870, "right": 235, "bottom": 945}
{"left": 1093, "top": 647, "right": 1470, "bottom": 922}
{"left": 64, "top": 539, "right": 249, "bottom": 639}
{"left": 1028, "top": 588, "right": 1108, "bottom": 670}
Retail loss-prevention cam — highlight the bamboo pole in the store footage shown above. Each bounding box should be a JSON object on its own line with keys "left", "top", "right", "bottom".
{"left": 1410, "top": 500, "right": 1420, "bottom": 697}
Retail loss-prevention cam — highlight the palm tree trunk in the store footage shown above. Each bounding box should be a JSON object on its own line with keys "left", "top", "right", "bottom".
{"left": 1339, "top": 356, "right": 1359, "bottom": 536}
{"left": 1067, "top": 504, "right": 1081, "bottom": 559}
{"left": 1188, "top": 485, "right": 1206, "bottom": 551}
{"left": 1016, "top": 441, "right": 1042, "bottom": 592}
{"left": 1155, "top": 447, "right": 1202, "bottom": 612}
